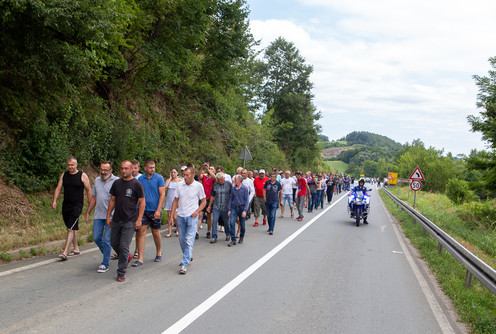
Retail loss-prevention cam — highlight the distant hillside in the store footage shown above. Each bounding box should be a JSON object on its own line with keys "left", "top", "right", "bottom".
{"left": 345, "top": 131, "right": 402, "bottom": 151}
{"left": 320, "top": 131, "right": 404, "bottom": 174}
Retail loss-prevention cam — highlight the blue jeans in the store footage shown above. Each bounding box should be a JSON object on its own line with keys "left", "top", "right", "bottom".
{"left": 316, "top": 190, "right": 324, "bottom": 209}
{"left": 309, "top": 192, "right": 317, "bottom": 210}
{"left": 229, "top": 206, "right": 246, "bottom": 242}
{"left": 177, "top": 215, "right": 197, "bottom": 267}
{"left": 212, "top": 208, "right": 230, "bottom": 240}
{"left": 265, "top": 201, "right": 278, "bottom": 231}
{"left": 93, "top": 219, "right": 112, "bottom": 267}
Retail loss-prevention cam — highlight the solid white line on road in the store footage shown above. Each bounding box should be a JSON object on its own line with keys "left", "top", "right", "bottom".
{"left": 379, "top": 194, "right": 455, "bottom": 334}
{"left": 162, "top": 194, "right": 348, "bottom": 334}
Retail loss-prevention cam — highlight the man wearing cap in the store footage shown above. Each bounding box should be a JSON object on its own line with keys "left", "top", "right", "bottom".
{"left": 252, "top": 169, "right": 269, "bottom": 227}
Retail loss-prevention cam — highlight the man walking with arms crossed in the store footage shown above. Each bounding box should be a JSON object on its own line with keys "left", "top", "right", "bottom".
{"left": 170, "top": 166, "right": 206, "bottom": 275}
{"left": 107, "top": 161, "right": 145, "bottom": 282}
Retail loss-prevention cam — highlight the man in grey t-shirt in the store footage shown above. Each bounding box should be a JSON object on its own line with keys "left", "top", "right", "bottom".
{"left": 85, "top": 161, "right": 119, "bottom": 273}
{"left": 206, "top": 173, "right": 232, "bottom": 243}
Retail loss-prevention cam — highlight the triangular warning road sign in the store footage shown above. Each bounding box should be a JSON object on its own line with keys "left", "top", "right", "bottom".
{"left": 387, "top": 173, "right": 393, "bottom": 180}
{"left": 409, "top": 166, "right": 424, "bottom": 181}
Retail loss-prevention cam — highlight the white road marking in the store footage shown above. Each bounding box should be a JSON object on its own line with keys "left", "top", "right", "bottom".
{"left": 379, "top": 195, "right": 455, "bottom": 334}
{"left": 162, "top": 194, "right": 348, "bottom": 334}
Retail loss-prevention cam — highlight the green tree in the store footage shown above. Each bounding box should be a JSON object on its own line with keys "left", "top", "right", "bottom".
{"left": 260, "top": 37, "right": 321, "bottom": 169}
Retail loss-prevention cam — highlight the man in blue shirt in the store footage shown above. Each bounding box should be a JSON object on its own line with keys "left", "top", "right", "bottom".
{"left": 227, "top": 175, "right": 250, "bottom": 247}
{"left": 134, "top": 159, "right": 165, "bottom": 266}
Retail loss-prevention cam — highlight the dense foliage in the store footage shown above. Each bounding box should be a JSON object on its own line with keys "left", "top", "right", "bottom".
{"left": 0, "top": 0, "right": 320, "bottom": 191}
{"left": 467, "top": 56, "right": 496, "bottom": 195}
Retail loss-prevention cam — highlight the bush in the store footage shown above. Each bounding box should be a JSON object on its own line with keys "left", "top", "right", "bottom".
{"left": 1, "top": 253, "right": 12, "bottom": 262}
{"left": 458, "top": 200, "right": 496, "bottom": 230}
{"left": 445, "top": 178, "right": 476, "bottom": 204}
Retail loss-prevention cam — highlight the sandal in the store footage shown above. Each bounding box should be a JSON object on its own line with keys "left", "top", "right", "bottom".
{"left": 154, "top": 255, "right": 162, "bottom": 262}
{"left": 165, "top": 233, "right": 171, "bottom": 238}
{"left": 68, "top": 250, "right": 80, "bottom": 256}
{"left": 279, "top": 215, "right": 283, "bottom": 218}
{"left": 132, "top": 260, "right": 143, "bottom": 267}
{"left": 111, "top": 253, "right": 119, "bottom": 260}
{"left": 58, "top": 253, "right": 68, "bottom": 261}
{"left": 291, "top": 214, "right": 294, "bottom": 218}
{"left": 175, "top": 231, "right": 179, "bottom": 237}
{"left": 133, "top": 251, "right": 139, "bottom": 259}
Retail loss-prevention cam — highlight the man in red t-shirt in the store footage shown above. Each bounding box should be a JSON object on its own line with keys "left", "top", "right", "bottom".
{"left": 197, "top": 162, "right": 217, "bottom": 238}
{"left": 252, "top": 169, "right": 269, "bottom": 226}
{"left": 295, "top": 171, "right": 311, "bottom": 221}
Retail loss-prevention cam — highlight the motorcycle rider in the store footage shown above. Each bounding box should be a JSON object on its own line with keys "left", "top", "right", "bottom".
{"left": 348, "top": 178, "right": 369, "bottom": 217}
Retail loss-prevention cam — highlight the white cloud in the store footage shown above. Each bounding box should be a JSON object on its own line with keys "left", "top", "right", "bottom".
{"left": 249, "top": 1, "right": 496, "bottom": 154}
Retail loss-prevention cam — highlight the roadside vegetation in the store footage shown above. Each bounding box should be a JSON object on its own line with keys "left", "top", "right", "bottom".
{"left": 323, "top": 160, "right": 349, "bottom": 174}
{"left": 0, "top": 0, "right": 323, "bottom": 196}
{"left": 380, "top": 187, "right": 496, "bottom": 334}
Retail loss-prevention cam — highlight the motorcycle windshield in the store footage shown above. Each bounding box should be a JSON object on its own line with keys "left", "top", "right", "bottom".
{"left": 356, "top": 191, "right": 364, "bottom": 199}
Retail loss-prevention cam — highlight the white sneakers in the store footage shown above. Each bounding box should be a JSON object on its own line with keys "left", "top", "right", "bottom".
{"left": 179, "top": 265, "right": 187, "bottom": 274}
{"left": 97, "top": 265, "right": 109, "bottom": 273}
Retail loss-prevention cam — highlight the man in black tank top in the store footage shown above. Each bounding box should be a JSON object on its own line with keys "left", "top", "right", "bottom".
{"left": 52, "top": 157, "right": 91, "bottom": 260}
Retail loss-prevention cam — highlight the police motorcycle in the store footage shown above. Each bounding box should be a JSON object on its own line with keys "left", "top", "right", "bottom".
{"left": 347, "top": 179, "right": 371, "bottom": 226}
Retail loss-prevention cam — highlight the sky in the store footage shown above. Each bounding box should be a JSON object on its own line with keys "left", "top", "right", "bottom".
{"left": 246, "top": 0, "right": 496, "bottom": 156}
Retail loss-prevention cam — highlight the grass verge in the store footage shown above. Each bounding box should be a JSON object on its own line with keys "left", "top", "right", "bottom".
{"left": 323, "top": 160, "right": 349, "bottom": 174}
{"left": 0, "top": 192, "right": 169, "bottom": 263}
{"left": 380, "top": 188, "right": 496, "bottom": 334}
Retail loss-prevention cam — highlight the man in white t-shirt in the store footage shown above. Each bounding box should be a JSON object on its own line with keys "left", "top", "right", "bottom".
{"left": 170, "top": 166, "right": 206, "bottom": 275}
{"left": 280, "top": 171, "right": 296, "bottom": 218}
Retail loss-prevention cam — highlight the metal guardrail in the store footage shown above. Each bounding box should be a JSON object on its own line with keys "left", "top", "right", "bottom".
{"left": 382, "top": 187, "right": 496, "bottom": 295}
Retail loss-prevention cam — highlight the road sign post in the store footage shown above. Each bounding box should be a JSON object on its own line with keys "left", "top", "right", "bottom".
{"left": 408, "top": 166, "right": 424, "bottom": 208}
{"left": 237, "top": 145, "right": 253, "bottom": 168}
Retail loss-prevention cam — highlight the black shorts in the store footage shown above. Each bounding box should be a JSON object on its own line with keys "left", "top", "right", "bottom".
{"left": 202, "top": 198, "right": 211, "bottom": 211}
{"left": 140, "top": 211, "right": 162, "bottom": 230}
{"left": 62, "top": 205, "right": 83, "bottom": 230}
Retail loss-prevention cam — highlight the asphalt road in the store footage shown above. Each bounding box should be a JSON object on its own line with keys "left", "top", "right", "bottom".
{"left": 0, "top": 186, "right": 466, "bottom": 334}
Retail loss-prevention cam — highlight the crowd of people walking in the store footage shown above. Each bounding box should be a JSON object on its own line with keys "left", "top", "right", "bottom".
{"left": 52, "top": 157, "right": 357, "bottom": 281}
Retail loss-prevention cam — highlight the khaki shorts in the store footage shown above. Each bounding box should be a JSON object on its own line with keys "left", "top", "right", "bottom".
{"left": 253, "top": 196, "right": 267, "bottom": 218}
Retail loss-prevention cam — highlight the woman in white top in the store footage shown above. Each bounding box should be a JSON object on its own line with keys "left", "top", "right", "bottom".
{"left": 164, "top": 168, "right": 183, "bottom": 237}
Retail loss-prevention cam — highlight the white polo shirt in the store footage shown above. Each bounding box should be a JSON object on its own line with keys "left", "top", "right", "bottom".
{"left": 174, "top": 180, "right": 206, "bottom": 217}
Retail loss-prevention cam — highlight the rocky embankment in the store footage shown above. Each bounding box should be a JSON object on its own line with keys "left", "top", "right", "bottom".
{"left": 321, "top": 147, "right": 349, "bottom": 158}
